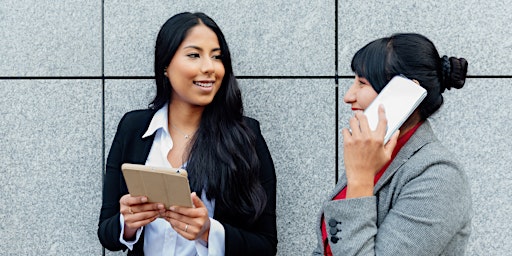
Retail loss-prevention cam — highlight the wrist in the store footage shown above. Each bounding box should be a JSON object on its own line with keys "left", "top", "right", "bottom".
{"left": 200, "top": 229, "right": 209, "bottom": 244}
{"left": 346, "top": 171, "right": 374, "bottom": 186}
{"left": 123, "top": 228, "right": 137, "bottom": 241}
{"left": 345, "top": 180, "right": 374, "bottom": 198}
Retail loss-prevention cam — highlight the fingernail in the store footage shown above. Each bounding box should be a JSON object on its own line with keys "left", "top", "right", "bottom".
{"left": 169, "top": 206, "right": 175, "bottom": 211}
{"left": 141, "top": 197, "right": 148, "bottom": 203}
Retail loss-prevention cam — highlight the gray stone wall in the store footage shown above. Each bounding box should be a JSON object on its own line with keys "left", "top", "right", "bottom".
{"left": 1, "top": 1, "right": 510, "bottom": 255}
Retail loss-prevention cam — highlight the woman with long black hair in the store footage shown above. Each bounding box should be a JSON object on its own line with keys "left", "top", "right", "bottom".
{"left": 98, "top": 12, "right": 277, "bottom": 256}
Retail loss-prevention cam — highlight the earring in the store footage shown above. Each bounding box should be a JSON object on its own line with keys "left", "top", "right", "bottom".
{"left": 164, "top": 71, "right": 167, "bottom": 76}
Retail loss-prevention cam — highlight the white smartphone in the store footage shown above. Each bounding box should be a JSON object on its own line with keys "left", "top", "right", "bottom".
{"left": 363, "top": 75, "right": 427, "bottom": 144}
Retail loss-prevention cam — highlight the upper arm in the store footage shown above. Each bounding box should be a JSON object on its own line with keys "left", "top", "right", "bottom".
{"left": 98, "top": 114, "right": 128, "bottom": 250}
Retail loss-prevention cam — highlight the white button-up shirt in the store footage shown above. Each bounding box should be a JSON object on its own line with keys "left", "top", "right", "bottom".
{"left": 119, "top": 104, "right": 225, "bottom": 255}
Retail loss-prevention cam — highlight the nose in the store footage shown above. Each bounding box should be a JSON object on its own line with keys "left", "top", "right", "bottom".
{"left": 343, "top": 83, "right": 357, "bottom": 104}
{"left": 201, "top": 57, "right": 215, "bottom": 74}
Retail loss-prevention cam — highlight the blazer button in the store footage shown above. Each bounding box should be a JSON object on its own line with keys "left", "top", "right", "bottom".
{"left": 328, "top": 218, "right": 340, "bottom": 227}
{"left": 330, "top": 236, "right": 339, "bottom": 243}
{"left": 329, "top": 227, "right": 338, "bottom": 235}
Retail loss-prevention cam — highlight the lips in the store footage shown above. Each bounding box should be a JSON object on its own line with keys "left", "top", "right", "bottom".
{"left": 194, "top": 81, "right": 214, "bottom": 88}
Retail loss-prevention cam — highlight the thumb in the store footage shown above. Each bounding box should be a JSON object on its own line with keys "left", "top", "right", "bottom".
{"left": 191, "top": 192, "right": 205, "bottom": 208}
{"left": 384, "top": 130, "right": 400, "bottom": 154}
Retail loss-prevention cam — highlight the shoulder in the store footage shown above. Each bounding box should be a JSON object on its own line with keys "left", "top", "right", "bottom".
{"left": 116, "top": 109, "right": 157, "bottom": 135}
{"left": 392, "top": 121, "right": 470, "bottom": 193}
{"left": 400, "top": 121, "right": 462, "bottom": 173}
{"left": 396, "top": 131, "right": 470, "bottom": 199}
{"left": 242, "top": 116, "right": 261, "bottom": 130}
{"left": 242, "top": 116, "right": 273, "bottom": 156}
{"left": 397, "top": 139, "right": 472, "bottom": 214}
{"left": 407, "top": 139, "right": 463, "bottom": 175}
{"left": 120, "top": 109, "right": 156, "bottom": 124}
{"left": 242, "top": 116, "right": 264, "bottom": 136}
{"left": 389, "top": 127, "right": 472, "bottom": 203}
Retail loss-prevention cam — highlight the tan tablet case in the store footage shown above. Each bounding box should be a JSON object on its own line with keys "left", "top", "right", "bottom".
{"left": 121, "top": 163, "right": 193, "bottom": 208}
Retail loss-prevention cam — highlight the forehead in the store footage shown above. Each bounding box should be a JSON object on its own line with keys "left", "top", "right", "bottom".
{"left": 181, "top": 24, "right": 220, "bottom": 48}
{"left": 355, "top": 75, "right": 370, "bottom": 83}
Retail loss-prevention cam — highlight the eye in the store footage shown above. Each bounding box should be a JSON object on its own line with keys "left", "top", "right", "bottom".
{"left": 212, "top": 54, "right": 223, "bottom": 60}
{"left": 187, "top": 53, "right": 200, "bottom": 58}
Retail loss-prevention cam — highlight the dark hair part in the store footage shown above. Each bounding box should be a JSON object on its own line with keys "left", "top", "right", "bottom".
{"left": 151, "top": 12, "right": 266, "bottom": 221}
{"left": 351, "top": 33, "right": 468, "bottom": 120}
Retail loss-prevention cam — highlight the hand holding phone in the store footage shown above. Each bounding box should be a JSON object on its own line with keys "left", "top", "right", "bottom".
{"left": 363, "top": 75, "right": 427, "bottom": 144}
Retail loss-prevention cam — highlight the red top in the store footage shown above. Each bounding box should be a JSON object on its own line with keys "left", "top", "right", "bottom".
{"left": 322, "top": 122, "right": 422, "bottom": 256}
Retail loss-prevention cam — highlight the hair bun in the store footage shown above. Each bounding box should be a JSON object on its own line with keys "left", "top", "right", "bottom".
{"left": 441, "top": 55, "right": 468, "bottom": 92}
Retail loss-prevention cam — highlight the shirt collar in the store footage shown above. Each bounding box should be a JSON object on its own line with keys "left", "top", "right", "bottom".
{"left": 142, "top": 103, "right": 169, "bottom": 138}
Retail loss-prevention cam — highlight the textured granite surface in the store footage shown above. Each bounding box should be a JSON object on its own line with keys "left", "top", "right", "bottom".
{"left": 0, "top": 80, "right": 103, "bottom": 255}
{"left": 1, "top": 0, "right": 511, "bottom": 255}
{"left": 0, "top": 1, "right": 102, "bottom": 76}
{"left": 239, "top": 79, "right": 335, "bottom": 254}
{"left": 104, "top": 0, "right": 335, "bottom": 76}
{"left": 337, "top": 1, "right": 512, "bottom": 76}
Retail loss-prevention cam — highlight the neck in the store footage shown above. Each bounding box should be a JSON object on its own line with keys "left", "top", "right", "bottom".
{"left": 167, "top": 101, "right": 203, "bottom": 133}
{"left": 399, "top": 111, "right": 422, "bottom": 139}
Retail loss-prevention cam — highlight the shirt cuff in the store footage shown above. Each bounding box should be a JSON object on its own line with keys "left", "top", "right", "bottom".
{"left": 195, "top": 218, "right": 225, "bottom": 256}
{"left": 119, "top": 213, "right": 143, "bottom": 250}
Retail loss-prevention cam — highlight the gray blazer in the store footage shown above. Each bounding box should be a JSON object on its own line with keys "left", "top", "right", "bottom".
{"left": 313, "top": 121, "right": 472, "bottom": 256}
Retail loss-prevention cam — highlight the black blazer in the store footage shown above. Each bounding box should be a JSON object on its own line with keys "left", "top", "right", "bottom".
{"left": 98, "top": 109, "right": 277, "bottom": 256}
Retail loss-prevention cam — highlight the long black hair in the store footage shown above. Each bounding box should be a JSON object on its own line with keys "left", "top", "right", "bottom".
{"left": 150, "top": 12, "right": 266, "bottom": 221}
{"left": 351, "top": 33, "right": 468, "bottom": 120}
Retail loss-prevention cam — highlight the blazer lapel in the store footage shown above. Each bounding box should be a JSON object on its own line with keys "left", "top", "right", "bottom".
{"left": 131, "top": 134, "right": 155, "bottom": 164}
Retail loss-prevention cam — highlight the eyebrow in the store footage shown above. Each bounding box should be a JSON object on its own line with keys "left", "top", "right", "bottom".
{"left": 184, "top": 45, "right": 221, "bottom": 52}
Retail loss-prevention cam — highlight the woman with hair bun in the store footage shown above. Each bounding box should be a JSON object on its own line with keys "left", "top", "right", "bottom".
{"left": 313, "top": 33, "right": 471, "bottom": 256}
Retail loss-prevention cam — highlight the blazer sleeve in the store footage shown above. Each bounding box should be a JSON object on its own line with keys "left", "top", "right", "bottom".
{"left": 97, "top": 113, "right": 130, "bottom": 251}
{"left": 323, "top": 161, "right": 471, "bottom": 256}
{"left": 97, "top": 111, "right": 153, "bottom": 253}
{"left": 223, "top": 118, "right": 278, "bottom": 256}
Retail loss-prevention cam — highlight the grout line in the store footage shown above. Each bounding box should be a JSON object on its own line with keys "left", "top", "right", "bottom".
{"left": 101, "top": 0, "right": 106, "bottom": 177}
{"left": 0, "top": 75, "right": 508, "bottom": 80}
{"left": 334, "top": 0, "right": 339, "bottom": 185}
{"left": 101, "top": 0, "right": 106, "bottom": 255}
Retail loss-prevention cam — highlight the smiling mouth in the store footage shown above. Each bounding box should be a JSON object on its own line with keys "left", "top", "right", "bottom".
{"left": 194, "top": 81, "right": 214, "bottom": 88}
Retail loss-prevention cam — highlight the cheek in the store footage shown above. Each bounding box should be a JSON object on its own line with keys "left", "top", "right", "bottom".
{"left": 216, "top": 64, "right": 225, "bottom": 79}
{"left": 215, "top": 67, "right": 225, "bottom": 87}
{"left": 360, "top": 90, "right": 378, "bottom": 108}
